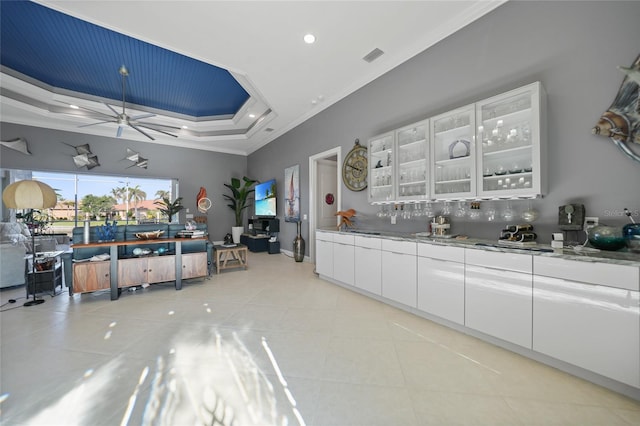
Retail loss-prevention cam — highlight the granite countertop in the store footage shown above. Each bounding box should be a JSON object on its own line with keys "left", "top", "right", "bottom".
{"left": 318, "top": 228, "right": 640, "bottom": 267}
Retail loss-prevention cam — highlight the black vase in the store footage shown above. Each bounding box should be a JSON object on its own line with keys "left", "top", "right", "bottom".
{"left": 293, "top": 221, "right": 305, "bottom": 262}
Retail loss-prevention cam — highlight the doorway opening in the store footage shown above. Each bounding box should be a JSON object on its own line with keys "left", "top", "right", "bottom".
{"left": 308, "top": 147, "right": 341, "bottom": 263}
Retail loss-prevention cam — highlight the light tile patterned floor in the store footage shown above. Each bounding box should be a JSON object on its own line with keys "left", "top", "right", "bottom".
{"left": 1, "top": 252, "right": 639, "bottom": 425}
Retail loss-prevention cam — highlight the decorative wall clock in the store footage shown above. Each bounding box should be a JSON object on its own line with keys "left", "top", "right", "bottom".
{"left": 342, "top": 139, "right": 368, "bottom": 191}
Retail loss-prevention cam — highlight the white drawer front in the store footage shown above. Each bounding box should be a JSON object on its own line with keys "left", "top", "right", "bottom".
{"left": 534, "top": 256, "right": 639, "bottom": 291}
{"left": 333, "top": 233, "right": 355, "bottom": 245}
{"left": 382, "top": 239, "right": 416, "bottom": 255}
{"left": 417, "top": 242, "right": 464, "bottom": 262}
{"left": 355, "top": 235, "right": 382, "bottom": 250}
{"left": 316, "top": 231, "right": 334, "bottom": 242}
{"left": 465, "top": 248, "right": 532, "bottom": 273}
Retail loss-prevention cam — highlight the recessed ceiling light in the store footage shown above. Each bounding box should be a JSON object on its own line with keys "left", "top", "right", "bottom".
{"left": 69, "top": 104, "right": 79, "bottom": 109}
{"left": 181, "top": 125, "right": 188, "bottom": 129}
{"left": 303, "top": 34, "right": 316, "bottom": 44}
{"left": 249, "top": 113, "right": 256, "bottom": 118}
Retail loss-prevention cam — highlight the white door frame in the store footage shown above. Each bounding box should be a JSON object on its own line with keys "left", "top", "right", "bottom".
{"left": 308, "top": 146, "right": 341, "bottom": 263}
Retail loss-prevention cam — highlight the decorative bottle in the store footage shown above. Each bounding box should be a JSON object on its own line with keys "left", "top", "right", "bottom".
{"left": 293, "top": 221, "right": 305, "bottom": 262}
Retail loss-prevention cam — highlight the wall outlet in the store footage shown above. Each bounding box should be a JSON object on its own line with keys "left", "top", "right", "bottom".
{"left": 585, "top": 216, "right": 599, "bottom": 230}
{"left": 391, "top": 215, "right": 397, "bottom": 225}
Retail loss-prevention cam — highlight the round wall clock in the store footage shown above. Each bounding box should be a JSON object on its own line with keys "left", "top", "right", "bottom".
{"left": 342, "top": 139, "right": 368, "bottom": 191}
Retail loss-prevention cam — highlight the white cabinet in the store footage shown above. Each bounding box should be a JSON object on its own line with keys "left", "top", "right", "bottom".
{"left": 533, "top": 257, "right": 640, "bottom": 388}
{"left": 381, "top": 239, "right": 417, "bottom": 307}
{"left": 430, "top": 104, "right": 476, "bottom": 200}
{"left": 417, "top": 243, "right": 465, "bottom": 325}
{"left": 354, "top": 236, "right": 382, "bottom": 295}
{"left": 315, "top": 231, "right": 334, "bottom": 278}
{"left": 465, "top": 249, "right": 533, "bottom": 348}
{"left": 366, "top": 82, "right": 546, "bottom": 204}
{"left": 368, "top": 132, "right": 395, "bottom": 203}
{"left": 476, "top": 82, "right": 546, "bottom": 199}
{"left": 396, "top": 119, "right": 429, "bottom": 201}
{"left": 333, "top": 233, "right": 355, "bottom": 286}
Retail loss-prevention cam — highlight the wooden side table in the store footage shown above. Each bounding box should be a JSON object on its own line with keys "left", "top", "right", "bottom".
{"left": 213, "top": 244, "right": 248, "bottom": 274}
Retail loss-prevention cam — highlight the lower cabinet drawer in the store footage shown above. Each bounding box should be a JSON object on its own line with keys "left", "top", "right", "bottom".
{"left": 465, "top": 264, "right": 533, "bottom": 348}
{"left": 533, "top": 274, "right": 640, "bottom": 388}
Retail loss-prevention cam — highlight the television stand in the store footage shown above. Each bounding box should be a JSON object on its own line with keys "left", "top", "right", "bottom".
{"left": 248, "top": 218, "right": 279, "bottom": 234}
{"left": 242, "top": 218, "right": 280, "bottom": 253}
{"left": 240, "top": 233, "right": 270, "bottom": 252}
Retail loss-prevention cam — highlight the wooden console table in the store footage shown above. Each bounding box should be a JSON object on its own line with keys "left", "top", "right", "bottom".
{"left": 213, "top": 244, "right": 248, "bottom": 274}
{"left": 71, "top": 237, "right": 208, "bottom": 300}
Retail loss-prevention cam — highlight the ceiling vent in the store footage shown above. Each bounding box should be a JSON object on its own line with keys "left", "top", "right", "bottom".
{"left": 265, "top": 128, "right": 274, "bottom": 132}
{"left": 363, "top": 48, "right": 384, "bottom": 63}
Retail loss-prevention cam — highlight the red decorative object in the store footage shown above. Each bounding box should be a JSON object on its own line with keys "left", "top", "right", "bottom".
{"left": 325, "top": 193, "right": 334, "bottom": 205}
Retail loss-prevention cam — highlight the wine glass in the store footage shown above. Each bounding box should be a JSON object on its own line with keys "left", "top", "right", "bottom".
{"left": 501, "top": 201, "right": 516, "bottom": 221}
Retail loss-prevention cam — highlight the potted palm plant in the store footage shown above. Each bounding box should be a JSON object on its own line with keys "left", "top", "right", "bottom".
{"left": 223, "top": 176, "right": 258, "bottom": 243}
{"left": 154, "top": 196, "right": 184, "bottom": 223}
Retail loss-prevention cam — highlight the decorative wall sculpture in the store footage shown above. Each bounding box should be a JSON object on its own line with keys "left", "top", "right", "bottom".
{"left": 123, "top": 148, "right": 148, "bottom": 169}
{"left": 0, "top": 137, "right": 32, "bottom": 155}
{"left": 64, "top": 143, "right": 100, "bottom": 169}
{"left": 592, "top": 53, "right": 640, "bottom": 163}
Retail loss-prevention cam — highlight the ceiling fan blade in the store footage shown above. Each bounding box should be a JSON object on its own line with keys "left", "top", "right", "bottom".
{"left": 78, "top": 119, "right": 117, "bottom": 128}
{"left": 116, "top": 126, "right": 123, "bottom": 138}
{"left": 136, "top": 124, "right": 178, "bottom": 138}
{"left": 55, "top": 100, "right": 115, "bottom": 119}
{"left": 137, "top": 121, "right": 182, "bottom": 130}
{"left": 128, "top": 123, "right": 155, "bottom": 140}
{"left": 131, "top": 113, "right": 155, "bottom": 121}
{"left": 104, "top": 102, "right": 120, "bottom": 116}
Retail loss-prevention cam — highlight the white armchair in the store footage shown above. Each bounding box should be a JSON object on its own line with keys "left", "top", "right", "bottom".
{"left": 0, "top": 242, "right": 26, "bottom": 288}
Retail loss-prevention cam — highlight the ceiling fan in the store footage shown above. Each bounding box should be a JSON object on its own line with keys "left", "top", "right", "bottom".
{"left": 65, "top": 65, "right": 180, "bottom": 141}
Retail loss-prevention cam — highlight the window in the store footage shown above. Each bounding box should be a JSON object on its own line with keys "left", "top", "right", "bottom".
{"left": 2, "top": 169, "right": 176, "bottom": 234}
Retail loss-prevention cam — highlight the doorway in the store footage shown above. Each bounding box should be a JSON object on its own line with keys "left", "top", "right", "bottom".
{"left": 308, "top": 147, "right": 341, "bottom": 263}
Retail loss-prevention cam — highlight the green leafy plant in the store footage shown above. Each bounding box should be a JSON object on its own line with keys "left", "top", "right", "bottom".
{"left": 154, "top": 196, "right": 184, "bottom": 220}
{"left": 17, "top": 209, "right": 50, "bottom": 235}
{"left": 223, "top": 177, "right": 258, "bottom": 226}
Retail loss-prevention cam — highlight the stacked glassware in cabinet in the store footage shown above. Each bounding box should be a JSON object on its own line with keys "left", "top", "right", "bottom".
{"left": 476, "top": 82, "right": 544, "bottom": 198}
{"left": 430, "top": 105, "right": 476, "bottom": 200}
{"left": 367, "top": 132, "right": 395, "bottom": 203}
{"left": 396, "top": 120, "right": 429, "bottom": 201}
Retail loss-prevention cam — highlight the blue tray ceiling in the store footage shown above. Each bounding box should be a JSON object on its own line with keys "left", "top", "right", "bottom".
{"left": 0, "top": 1, "right": 250, "bottom": 118}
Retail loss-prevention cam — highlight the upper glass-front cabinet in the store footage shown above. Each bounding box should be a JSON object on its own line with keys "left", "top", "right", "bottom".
{"left": 368, "top": 132, "right": 395, "bottom": 203}
{"left": 430, "top": 105, "right": 476, "bottom": 200}
{"left": 476, "top": 82, "right": 545, "bottom": 198}
{"left": 396, "top": 120, "right": 429, "bottom": 201}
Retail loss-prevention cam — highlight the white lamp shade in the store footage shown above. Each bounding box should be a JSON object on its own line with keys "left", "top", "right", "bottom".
{"left": 2, "top": 180, "right": 57, "bottom": 209}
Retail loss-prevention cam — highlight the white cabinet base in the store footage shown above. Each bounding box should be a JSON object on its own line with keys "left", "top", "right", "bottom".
{"left": 417, "top": 257, "right": 464, "bottom": 325}
{"left": 533, "top": 275, "right": 640, "bottom": 388}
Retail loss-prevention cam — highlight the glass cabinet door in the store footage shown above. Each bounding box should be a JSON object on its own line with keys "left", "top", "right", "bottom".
{"left": 476, "top": 82, "right": 544, "bottom": 198}
{"left": 430, "top": 105, "right": 476, "bottom": 200}
{"left": 396, "top": 119, "right": 429, "bottom": 201}
{"left": 367, "top": 132, "right": 395, "bottom": 203}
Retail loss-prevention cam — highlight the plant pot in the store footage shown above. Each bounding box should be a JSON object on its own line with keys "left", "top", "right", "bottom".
{"left": 231, "top": 226, "right": 244, "bottom": 244}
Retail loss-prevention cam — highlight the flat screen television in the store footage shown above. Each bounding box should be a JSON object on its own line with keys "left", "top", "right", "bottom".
{"left": 254, "top": 179, "right": 277, "bottom": 217}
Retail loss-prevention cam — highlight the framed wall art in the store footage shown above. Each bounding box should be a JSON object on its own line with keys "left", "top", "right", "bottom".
{"left": 284, "top": 164, "right": 300, "bottom": 222}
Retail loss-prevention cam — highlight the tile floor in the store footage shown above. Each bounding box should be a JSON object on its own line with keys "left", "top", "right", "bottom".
{"left": 1, "top": 252, "right": 639, "bottom": 425}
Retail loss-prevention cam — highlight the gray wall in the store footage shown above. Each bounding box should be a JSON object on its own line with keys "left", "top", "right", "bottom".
{"left": 0, "top": 123, "right": 247, "bottom": 240}
{"left": 249, "top": 0, "right": 640, "bottom": 247}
